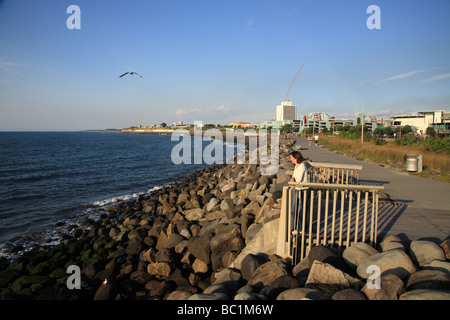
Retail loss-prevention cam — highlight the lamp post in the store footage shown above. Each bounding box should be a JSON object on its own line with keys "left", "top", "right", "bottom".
{"left": 361, "top": 107, "right": 364, "bottom": 144}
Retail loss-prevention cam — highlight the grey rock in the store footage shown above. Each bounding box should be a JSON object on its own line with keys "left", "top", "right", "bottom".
{"left": 409, "top": 240, "right": 446, "bottom": 267}
{"left": 357, "top": 249, "right": 416, "bottom": 280}
{"left": 342, "top": 242, "right": 379, "bottom": 270}
{"left": 332, "top": 288, "right": 367, "bottom": 300}
{"left": 241, "top": 253, "right": 269, "bottom": 282}
{"left": 247, "top": 259, "right": 290, "bottom": 288}
{"left": 406, "top": 270, "right": 450, "bottom": 291}
{"left": 265, "top": 274, "right": 300, "bottom": 299}
{"left": 422, "top": 259, "right": 450, "bottom": 276}
{"left": 276, "top": 287, "right": 328, "bottom": 300}
{"left": 306, "top": 261, "right": 362, "bottom": 290}
{"left": 188, "top": 292, "right": 229, "bottom": 300}
{"left": 362, "top": 273, "right": 404, "bottom": 300}
{"left": 399, "top": 289, "right": 450, "bottom": 300}
{"left": 234, "top": 292, "right": 268, "bottom": 300}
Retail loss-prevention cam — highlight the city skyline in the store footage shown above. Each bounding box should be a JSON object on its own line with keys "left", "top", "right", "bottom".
{"left": 0, "top": 0, "right": 449, "bottom": 131}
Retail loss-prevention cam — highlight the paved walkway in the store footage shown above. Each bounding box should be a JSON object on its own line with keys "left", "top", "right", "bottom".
{"left": 294, "top": 136, "right": 450, "bottom": 242}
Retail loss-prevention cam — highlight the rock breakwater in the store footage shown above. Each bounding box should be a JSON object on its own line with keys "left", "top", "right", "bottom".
{"left": 1, "top": 137, "right": 449, "bottom": 300}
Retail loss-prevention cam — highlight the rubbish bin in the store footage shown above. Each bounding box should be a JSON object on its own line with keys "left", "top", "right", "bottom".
{"left": 406, "top": 156, "right": 418, "bottom": 172}
{"left": 406, "top": 154, "right": 423, "bottom": 172}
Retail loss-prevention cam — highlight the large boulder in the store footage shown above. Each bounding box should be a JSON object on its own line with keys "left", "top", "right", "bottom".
{"left": 240, "top": 254, "right": 269, "bottom": 282}
{"left": 307, "top": 245, "right": 350, "bottom": 273}
{"left": 332, "top": 288, "right": 367, "bottom": 300}
{"left": 379, "top": 234, "right": 406, "bottom": 252}
{"left": 422, "top": 259, "right": 450, "bottom": 276}
{"left": 405, "top": 270, "right": 450, "bottom": 291}
{"left": 188, "top": 292, "right": 229, "bottom": 300}
{"left": 361, "top": 273, "right": 404, "bottom": 300}
{"left": 265, "top": 274, "right": 300, "bottom": 299}
{"left": 184, "top": 208, "right": 205, "bottom": 222}
{"left": 276, "top": 287, "right": 328, "bottom": 300}
{"left": 342, "top": 242, "right": 379, "bottom": 270}
{"left": 147, "top": 262, "right": 172, "bottom": 279}
{"left": 400, "top": 289, "right": 450, "bottom": 300}
{"left": 357, "top": 249, "right": 416, "bottom": 280}
{"left": 247, "top": 259, "right": 290, "bottom": 289}
{"left": 210, "top": 224, "right": 245, "bottom": 256}
{"left": 305, "top": 261, "right": 361, "bottom": 290}
{"left": 409, "top": 240, "right": 446, "bottom": 267}
{"left": 187, "top": 235, "right": 212, "bottom": 264}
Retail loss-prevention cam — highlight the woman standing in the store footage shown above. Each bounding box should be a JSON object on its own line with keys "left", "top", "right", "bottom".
{"left": 289, "top": 151, "right": 311, "bottom": 183}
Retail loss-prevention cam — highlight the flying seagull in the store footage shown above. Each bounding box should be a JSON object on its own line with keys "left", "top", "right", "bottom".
{"left": 119, "top": 72, "right": 143, "bottom": 78}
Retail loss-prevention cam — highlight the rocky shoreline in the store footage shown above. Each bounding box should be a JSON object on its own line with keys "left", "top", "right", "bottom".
{"left": 0, "top": 137, "right": 449, "bottom": 300}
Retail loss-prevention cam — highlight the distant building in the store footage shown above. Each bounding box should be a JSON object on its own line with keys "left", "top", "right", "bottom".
{"left": 228, "top": 121, "right": 258, "bottom": 129}
{"left": 260, "top": 101, "right": 450, "bottom": 135}
{"left": 304, "top": 112, "right": 333, "bottom": 132}
{"left": 260, "top": 101, "right": 299, "bottom": 131}
{"left": 353, "top": 112, "right": 379, "bottom": 132}
{"left": 297, "top": 112, "right": 380, "bottom": 133}
{"left": 276, "top": 101, "right": 296, "bottom": 121}
{"left": 389, "top": 110, "right": 450, "bottom": 135}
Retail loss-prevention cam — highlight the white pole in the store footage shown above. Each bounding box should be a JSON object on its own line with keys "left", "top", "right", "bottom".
{"left": 361, "top": 107, "right": 364, "bottom": 144}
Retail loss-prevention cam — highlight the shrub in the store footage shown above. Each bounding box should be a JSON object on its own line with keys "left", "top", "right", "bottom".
{"left": 424, "top": 138, "right": 450, "bottom": 154}
{"left": 394, "top": 135, "right": 419, "bottom": 146}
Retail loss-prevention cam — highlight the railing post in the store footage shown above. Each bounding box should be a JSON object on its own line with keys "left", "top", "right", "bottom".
{"left": 279, "top": 181, "right": 383, "bottom": 264}
{"left": 276, "top": 186, "right": 289, "bottom": 257}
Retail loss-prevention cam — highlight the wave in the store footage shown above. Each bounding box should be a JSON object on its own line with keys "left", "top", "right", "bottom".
{"left": 92, "top": 185, "right": 163, "bottom": 207}
{"left": 0, "top": 184, "right": 167, "bottom": 262}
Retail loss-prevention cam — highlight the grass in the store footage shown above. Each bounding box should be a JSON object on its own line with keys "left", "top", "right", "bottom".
{"left": 318, "top": 135, "right": 450, "bottom": 183}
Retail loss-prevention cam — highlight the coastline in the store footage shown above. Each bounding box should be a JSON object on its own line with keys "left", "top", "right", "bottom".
{"left": 1, "top": 136, "right": 449, "bottom": 301}
{"left": 0, "top": 135, "right": 294, "bottom": 299}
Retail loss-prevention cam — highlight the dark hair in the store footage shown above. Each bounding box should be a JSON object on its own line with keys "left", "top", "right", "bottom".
{"left": 291, "top": 151, "right": 306, "bottom": 163}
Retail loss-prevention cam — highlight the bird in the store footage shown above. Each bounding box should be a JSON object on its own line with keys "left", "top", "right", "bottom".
{"left": 119, "top": 72, "right": 143, "bottom": 78}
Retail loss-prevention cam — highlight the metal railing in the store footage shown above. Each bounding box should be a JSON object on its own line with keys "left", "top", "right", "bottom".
{"left": 277, "top": 182, "right": 384, "bottom": 264}
{"left": 308, "top": 162, "right": 362, "bottom": 185}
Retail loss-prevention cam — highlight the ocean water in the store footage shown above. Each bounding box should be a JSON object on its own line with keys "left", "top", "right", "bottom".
{"left": 0, "top": 131, "right": 236, "bottom": 259}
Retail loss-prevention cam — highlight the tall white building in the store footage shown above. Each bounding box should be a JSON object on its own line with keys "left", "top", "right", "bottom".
{"left": 276, "top": 101, "right": 296, "bottom": 121}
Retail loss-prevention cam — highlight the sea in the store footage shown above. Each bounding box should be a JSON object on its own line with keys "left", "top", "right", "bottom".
{"left": 0, "top": 131, "right": 239, "bottom": 260}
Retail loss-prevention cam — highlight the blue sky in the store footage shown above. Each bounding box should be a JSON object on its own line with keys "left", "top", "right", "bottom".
{"left": 0, "top": 0, "right": 449, "bottom": 131}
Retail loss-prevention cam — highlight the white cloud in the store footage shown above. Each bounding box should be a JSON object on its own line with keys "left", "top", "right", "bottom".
{"left": 176, "top": 105, "right": 231, "bottom": 117}
{"left": 366, "top": 109, "right": 409, "bottom": 118}
{"left": 421, "top": 73, "right": 450, "bottom": 83}
{"left": 245, "top": 17, "right": 257, "bottom": 30}
{"left": 175, "top": 108, "right": 202, "bottom": 116}
{"left": 217, "top": 105, "right": 230, "bottom": 112}
{"left": 0, "top": 59, "right": 30, "bottom": 73}
{"left": 382, "top": 69, "right": 427, "bottom": 82}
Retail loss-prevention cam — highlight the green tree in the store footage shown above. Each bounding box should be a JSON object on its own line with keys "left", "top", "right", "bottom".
{"left": 402, "top": 125, "right": 413, "bottom": 135}
{"left": 426, "top": 126, "right": 436, "bottom": 138}
{"left": 281, "top": 123, "right": 293, "bottom": 134}
{"left": 373, "top": 128, "right": 382, "bottom": 136}
{"left": 383, "top": 127, "right": 394, "bottom": 136}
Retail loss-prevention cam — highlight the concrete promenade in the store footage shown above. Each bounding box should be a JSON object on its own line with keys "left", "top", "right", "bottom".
{"left": 294, "top": 136, "right": 450, "bottom": 243}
